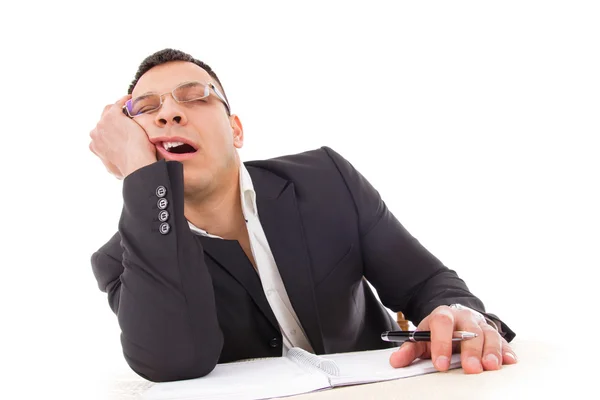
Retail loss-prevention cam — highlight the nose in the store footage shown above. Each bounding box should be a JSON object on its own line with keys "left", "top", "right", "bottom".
{"left": 154, "top": 94, "right": 188, "bottom": 127}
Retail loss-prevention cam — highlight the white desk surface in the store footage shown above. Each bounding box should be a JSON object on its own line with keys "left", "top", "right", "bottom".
{"left": 107, "top": 338, "right": 591, "bottom": 400}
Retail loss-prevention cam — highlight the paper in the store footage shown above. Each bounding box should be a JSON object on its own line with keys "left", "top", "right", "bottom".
{"left": 323, "top": 348, "right": 462, "bottom": 386}
{"left": 142, "top": 357, "right": 329, "bottom": 400}
{"left": 142, "top": 348, "right": 463, "bottom": 400}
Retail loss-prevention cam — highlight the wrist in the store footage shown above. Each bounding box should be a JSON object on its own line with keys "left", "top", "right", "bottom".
{"left": 123, "top": 155, "right": 156, "bottom": 177}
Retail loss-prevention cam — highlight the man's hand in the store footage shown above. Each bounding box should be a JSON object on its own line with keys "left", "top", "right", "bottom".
{"left": 389, "top": 305, "right": 518, "bottom": 374}
{"left": 89, "top": 95, "right": 157, "bottom": 179}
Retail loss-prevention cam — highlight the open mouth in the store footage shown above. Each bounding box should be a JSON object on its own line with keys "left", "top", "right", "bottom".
{"left": 161, "top": 141, "right": 197, "bottom": 154}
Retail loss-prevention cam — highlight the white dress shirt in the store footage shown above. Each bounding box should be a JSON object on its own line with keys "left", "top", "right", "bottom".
{"left": 188, "top": 163, "right": 314, "bottom": 355}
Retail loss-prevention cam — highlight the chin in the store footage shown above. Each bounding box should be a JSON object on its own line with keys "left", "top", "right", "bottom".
{"left": 183, "top": 167, "right": 214, "bottom": 194}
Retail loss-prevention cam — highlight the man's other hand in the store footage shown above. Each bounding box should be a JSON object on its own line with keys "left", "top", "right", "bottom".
{"left": 389, "top": 305, "right": 518, "bottom": 374}
{"left": 89, "top": 95, "right": 157, "bottom": 179}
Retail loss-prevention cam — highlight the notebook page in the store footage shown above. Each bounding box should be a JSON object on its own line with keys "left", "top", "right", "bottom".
{"left": 322, "top": 348, "right": 462, "bottom": 386}
{"left": 287, "top": 347, "right": 340, "bottom": 376}
{"left": 142, "top": 356, "right": 330, "bottom": 400}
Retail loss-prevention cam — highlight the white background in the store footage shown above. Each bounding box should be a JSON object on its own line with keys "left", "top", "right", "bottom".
{"left": 1, "top": 1, "right": 598, "bottom": 398}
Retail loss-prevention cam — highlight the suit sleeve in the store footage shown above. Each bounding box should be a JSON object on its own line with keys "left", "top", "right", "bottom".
{"left": 322, "top": 147, "right": 515, "bottom": 342}
{"left": 90, "top": 160, "right": 223, "bottom": 382}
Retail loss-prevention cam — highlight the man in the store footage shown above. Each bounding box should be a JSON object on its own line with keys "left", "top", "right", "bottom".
{"left": 89, "top": 48, "right": 517, "bottom": 383}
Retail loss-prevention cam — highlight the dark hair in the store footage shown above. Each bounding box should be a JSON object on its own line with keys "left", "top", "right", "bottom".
{"left": 128, "top": 48, "right": 230, "bottom": 114}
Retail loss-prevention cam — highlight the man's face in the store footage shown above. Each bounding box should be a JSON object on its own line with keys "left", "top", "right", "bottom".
{"left": 131, "top": 61, "right": 243, "bottom": 197}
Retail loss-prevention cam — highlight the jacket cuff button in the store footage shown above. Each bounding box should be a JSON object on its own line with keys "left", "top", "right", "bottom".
{"left": 158, "top": 210, "right": 170, "bottom": 222}
{"left": 157, "top": 198, "right": 169, "bottom": 210}
{"left": 159, "top": 222, "right": 170, "bottom": 235}
{"left": 156, "top": 186, "right": 167, "bottom": 198}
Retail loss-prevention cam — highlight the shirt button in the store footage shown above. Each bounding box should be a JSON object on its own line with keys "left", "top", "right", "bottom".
{"left": 269, "top": 338, "right": 280, "bottom": 348}
{"left": 156, "top": 186, "right": 167, "bottom": 198}
{"left": 291, "top": 329, "right": 297, "bottom": 335}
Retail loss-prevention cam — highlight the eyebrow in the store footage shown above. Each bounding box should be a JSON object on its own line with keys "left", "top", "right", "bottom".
{"left": 135, "top": 91, "right": 159, "bottom": 98}
{"left": 133, "top": 93, "right": 157, "bottom": 101}
{"left": 134, "top": 81, "right": 210, "bottom": 98}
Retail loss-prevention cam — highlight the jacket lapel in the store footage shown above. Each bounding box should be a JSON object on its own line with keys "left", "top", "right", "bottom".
{"left": 197, "top": 235, "right": 279, "bottom": 331}
{"left": 247, "top": 166, "right": 325, "bottom": 354}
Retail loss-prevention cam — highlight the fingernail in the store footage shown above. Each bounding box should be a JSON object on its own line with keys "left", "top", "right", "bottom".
{"left": 435, "top": 356, "right": 450, "bottom": 370}
{"left": 484, "top": 354, "right": 499, "bottom": 367}
{"left": 467, "top": 356, "right": 483, "bottom": 371}
{"left": 504, "top": 352, "right": 517, "bottom": 362}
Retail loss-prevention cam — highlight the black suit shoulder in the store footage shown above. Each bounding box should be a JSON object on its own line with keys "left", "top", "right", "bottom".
{"left": 245, "top": 146, "right": 343, "bottom": 174}
{"left": 244, "top": 146, "right": 357, "bottom": 196}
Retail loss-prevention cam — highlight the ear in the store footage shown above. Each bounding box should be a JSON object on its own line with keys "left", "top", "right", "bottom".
{"left": 230, "top": 114, "right": 244, "bottom": 149}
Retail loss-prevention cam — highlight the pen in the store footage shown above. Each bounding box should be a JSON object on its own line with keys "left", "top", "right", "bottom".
{"left": 381, "top": 330, "right": 478, "bottom": 343}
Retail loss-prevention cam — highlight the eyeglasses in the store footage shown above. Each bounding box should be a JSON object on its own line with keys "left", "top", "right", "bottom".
{"left": 123, "top": 81, "right": 231, "bottom": 118}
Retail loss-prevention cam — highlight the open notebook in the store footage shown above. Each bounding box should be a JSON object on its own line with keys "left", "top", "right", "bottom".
{"left": 142, "top": 347, "right": 462, "bottom": 400}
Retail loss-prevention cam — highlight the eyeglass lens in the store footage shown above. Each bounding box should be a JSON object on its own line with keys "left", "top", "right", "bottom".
{"left": 126, "top": 82, "right": 210, "bottom": 116}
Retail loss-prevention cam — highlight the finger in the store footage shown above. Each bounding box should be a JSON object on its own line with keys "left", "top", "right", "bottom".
{"left": 389, "top": 341, "right": 429, "bottom": 368}
{"left": 89, "top": 129, "right": 103, "bottom": 154}
{"left": 115, "top": 94, "right": 132, "bottom": 107}
{"left": 100, "top": 96, "right": 131, "bottom": 118}
{"left": 480, "top": 323, "right": 502, "bottom": 371}
{"left": 428, "top": 306, "right": 455, "bottom": 371}
{"left": 101, "top": 104, "right": 112, "bottom": 118}
{"left": 457, "top": 315, "right": 485, "bottom": 374}
{"left": 89, "top": 125, "right": 101, "bottom": 140}
{"left": 501, "top": 338, "right": 518, "bottom": 365}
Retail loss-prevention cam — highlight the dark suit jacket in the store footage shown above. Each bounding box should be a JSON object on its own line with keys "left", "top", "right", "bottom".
{"left": 91, "top": 146, "right": 515, "bottom": 382}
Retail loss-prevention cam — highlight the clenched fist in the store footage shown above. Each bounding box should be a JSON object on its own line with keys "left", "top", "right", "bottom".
{"left": 89, "top": 95, "right": 157, "bottom": 179}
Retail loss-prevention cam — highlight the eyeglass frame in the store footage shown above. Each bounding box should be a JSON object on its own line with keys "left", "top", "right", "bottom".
{"left": 122, "top": 81, "right": 231, "bottom": 118}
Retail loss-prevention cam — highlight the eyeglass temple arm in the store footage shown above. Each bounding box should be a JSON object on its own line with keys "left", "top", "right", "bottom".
{"left": 211, "top": 84, "right": 231, "bottom": 115}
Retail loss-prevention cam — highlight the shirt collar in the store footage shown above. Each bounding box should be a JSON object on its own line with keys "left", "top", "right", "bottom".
{"left": 188, "top": 162, "right": 257, "bottom": 237}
